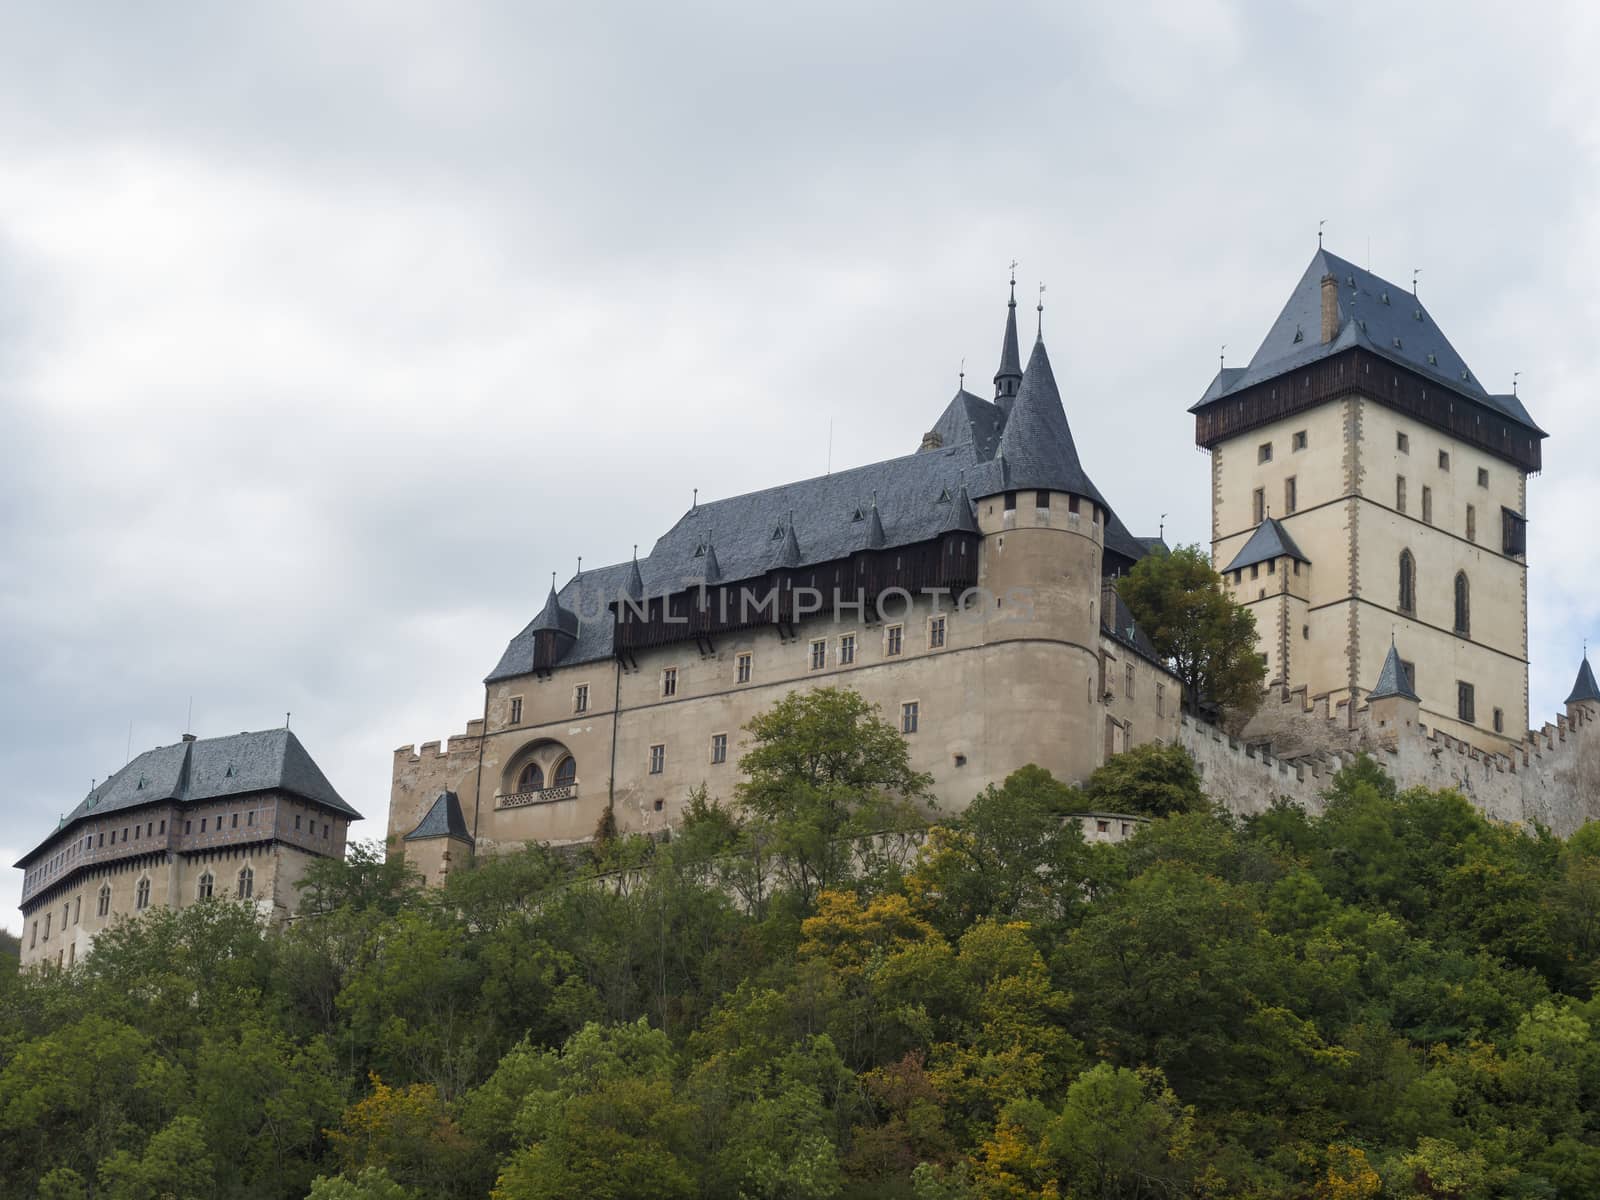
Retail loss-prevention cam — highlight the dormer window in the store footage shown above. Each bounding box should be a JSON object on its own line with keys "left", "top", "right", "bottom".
{"left": 772, "top": 525, "right": 784, "bottom": 540}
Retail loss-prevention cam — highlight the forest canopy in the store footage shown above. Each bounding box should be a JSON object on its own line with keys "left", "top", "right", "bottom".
{"left": 4, "top": 689, "right": 1600, "bottom": 1199}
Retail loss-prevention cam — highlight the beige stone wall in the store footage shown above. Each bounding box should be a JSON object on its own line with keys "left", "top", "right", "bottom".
{"left": 19, "top": 792, "right": 351, "bottom": 970}
{"left": 391, "top": 490, "right": 1183, "bottom": 868}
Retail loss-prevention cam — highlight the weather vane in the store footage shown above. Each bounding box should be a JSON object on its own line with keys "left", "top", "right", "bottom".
{"left": 1318, "top": 218, "right": 1325, "bottom": 247}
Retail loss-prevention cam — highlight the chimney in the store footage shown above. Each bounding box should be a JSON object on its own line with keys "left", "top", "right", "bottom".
{"left": 181, "top": 733, "right": 197, "bottom": 742}
{"left": 1320, "top": 273, "right": 1339, "bottom": 343}
{"left": 920, "top": 430, "right": 943, "bottom": 451}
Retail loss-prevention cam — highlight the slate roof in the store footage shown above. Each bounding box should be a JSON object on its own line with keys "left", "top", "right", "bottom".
{"left": 487, "top": 301, "right": 1158, "bottom": 683}
{"left": 529, "top": 582, "right": 578, "bottom": 636}
{"left": 1193, "top": 248, "right": 1545, "bottom": 436}
{"left": 18, "top": 729, "right": 358, "bottom": 866}
{"left": 1100, "top": 582, "right": 1166, "bottom": 667}
{"left": 993, "top": 285, "right": 1023, "bottom": 400}
{"left": 990, "top": 337, "right": 1109, "bottom": 507}
{"left": 1223, "top": 517, "right": 1310, "bottom": 573}
{"left": 1565, "top": 656, "right": 1600, "bottom": 706}
{"left": 1369, "top": 641, "right": 1420, "bottom": 701}
{"left": 403, "top": 791, "right": 472, "bottom": 842}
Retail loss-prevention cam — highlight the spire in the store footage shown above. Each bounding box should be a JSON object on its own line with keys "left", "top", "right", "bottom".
{"left": 1368, "top": 639, "right": 1419, "bottom": 701}
{"left": 981, "top": 336, "right": 1107, "bottom": 507}
{"left": 624, "top": 547, "right": 644, "bottom": 600}
{"left": 993, "top": 263, "right": 1023, "bottom": 410}
{"left": 939, "top": 480, "right": 980, "bottom": 534}
{"left": 530, "top": 573, "right": 578, "bottom": 636}
{"left": 701, "top": 540, "right": 723, "bottom": 584}
{"left": 774, "top": 513, "right": 801, "bottom": 568}
{"left": 1565, "top": 653, "right": 1600, "bottom": 706}
{"left": 863, "top": 495, "right": 887, "bottom": 550}
{"left": 1035, "top": 281, "right": 1046, "bottom": 342}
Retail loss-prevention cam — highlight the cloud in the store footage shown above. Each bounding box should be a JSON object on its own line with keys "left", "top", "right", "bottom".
{"left": 3, "top": 1, "right": 1598, "bottom": 931}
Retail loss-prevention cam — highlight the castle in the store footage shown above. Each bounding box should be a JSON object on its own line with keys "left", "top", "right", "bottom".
{"left": 15, "top": 730, "right": 359, "bottom": 969}
{"left": 387, "top": 247, "right": 1599, "bottom": 884}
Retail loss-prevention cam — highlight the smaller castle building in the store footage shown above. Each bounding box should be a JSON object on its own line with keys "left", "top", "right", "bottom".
{"left": 14, "top": 729, "right": 360, "bottom": 970}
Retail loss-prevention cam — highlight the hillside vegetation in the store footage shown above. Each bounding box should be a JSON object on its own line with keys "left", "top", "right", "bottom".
{"left": 4, "top": 689, "right": 1600, "bottom": 1199}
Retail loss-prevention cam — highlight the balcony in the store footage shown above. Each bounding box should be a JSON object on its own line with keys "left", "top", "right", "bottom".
{"left": 496, "top": 783, "right": 577, "bottom": 810}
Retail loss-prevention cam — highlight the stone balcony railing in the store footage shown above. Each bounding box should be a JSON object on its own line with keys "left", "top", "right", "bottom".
{"left": 496, "top": 783, "right": 577, "bottom": 810}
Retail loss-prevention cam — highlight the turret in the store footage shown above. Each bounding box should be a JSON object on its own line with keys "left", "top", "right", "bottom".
{"left": 1564, "top": 652, "right": 1600, "bottom": 720}
{"left": 1367, "top": 639, "right": 1420, "bottom": 744}
{"left": 993, "top": 271, "right": 1023, "bottom": 412}
{"left": 529, "top": 574, "right": 579, "bottom": 673}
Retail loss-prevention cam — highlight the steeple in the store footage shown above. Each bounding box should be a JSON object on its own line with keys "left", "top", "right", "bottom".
{"left": 939, "top": 480, "right": 980, "bottom": 534}
{"left": 993, "top": 265, "right": 1023, "bottom": 412}
{"left": 774, "top": 513, "right": 801, "bottom": 568}
{"left": 1368, "top": 639, "right": 1419, "bottom": 701}
{"left": 1565, "top": 653, "right": 1600, "bottom": 706}
{"left": 701, "top": 540, "right": 723, "bottom": 584}
{"left": 624, "top": 547, "right": 645, "bottom": 600}
{"left": 862, "top": 496, "right": 887, "bottom": 550}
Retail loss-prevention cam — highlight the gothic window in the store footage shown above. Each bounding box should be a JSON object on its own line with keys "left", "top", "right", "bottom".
{"left": 553, "top": 756, "right": 576, "bottom": 787}
{"left": 1454, "top": 571, "right": 1470, "bottom": 637}
{"left": 518, "top": 761, "right": 544, "bottom": 792}
{"left": 1398, "top": 550, "right": 1416, "bottom": 614}
{"left": 197, "top": 872, "right": 214, "bottom": 901}
{"left": 238, "top": 866, "right": 254, "bottom": 900}
{"left": 135, "top": 878, "right": 150, "bottom": 910}
{"left": 97, "top": 884, "right": 111, "bottom": 918}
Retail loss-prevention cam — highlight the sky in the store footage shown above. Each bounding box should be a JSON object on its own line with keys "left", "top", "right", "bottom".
{"left": 4, "top": 1, "right": 1598, "bottom": 932}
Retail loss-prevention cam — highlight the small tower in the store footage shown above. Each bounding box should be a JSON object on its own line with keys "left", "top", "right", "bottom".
{"left": 993, "top": 270, "right": 1023, "bottom": 412}
{"left": 1564, "top": 652, "right": 1600, "bottom": 723}
{"left": 1367, "top": 639, "right": 1420, "bottom": 746}
{"left": 402, "top": 790, "right": 474, "bottom": 887}
{"left": 529, "top": 576, "right": 579, "bottom": 674}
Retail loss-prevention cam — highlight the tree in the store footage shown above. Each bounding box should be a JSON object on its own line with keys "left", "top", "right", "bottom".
{"left": 307, "top": 1168, "right": 421, "bottom": 1199}
{"left": 1042, "top": 1064, "right": 1194, "bottom": 1200}
{"left": 1117, "top": 544, "right": 1267, "bottom": 725}
{"left": 736, "top": 687, "right": 934, "bottom": 905}
{"left": 1080, "top": 743, "right": 1207, "bottom": 819}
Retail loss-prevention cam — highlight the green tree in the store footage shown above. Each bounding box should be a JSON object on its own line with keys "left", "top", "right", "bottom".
{"left": 736, "top": 687, "right": 934, "bottom": 905}
{"left": 1043, "top": 1064, "right": 1194, "bottom": 1200}
{"left": 1117, "top": 544, "right": 1266, "bottom": 725}
{"left": 97, "top": 1115, "right": 216, "bottom": 1200}
{"left": 306, "top": 1167, "right": 421, "bottom": 1199}
{"left": 1081, "top": 743, "right": 1207, "bottom": 819}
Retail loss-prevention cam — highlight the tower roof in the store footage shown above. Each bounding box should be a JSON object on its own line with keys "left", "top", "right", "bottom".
{"left": 993, "top": 276, "right": 1023, "bottom": 404}
{"left": 1565, "top": 655, "right": 1600, "bottom": 705}
{"left": 403, "top": 790, "right": 472, "bottom": 842}
{"left": 529, "top": 579, "right": 579, "bottom": 637}
{"left": 1192, "top": 247, "right": 1544, "bottom": 437}
{"left": 939, "top": 481, "right": 980, "bottom": 534}
{"left": 861, "top": 499, "right": 887, "bottom": 550}
{"left": 624, "top": 550, "right": 645, "bottom": 599}
{"left": 774, "top": 514, "right": 802, "bottom": 567}
{"left": 981, "top": 337, "right": 1108, "bottom": 506}
{"left": 1223, "top": 517, "right": 1310, "bottom": 573}
{"left": 701, "top": 540, "right": 723, "bottom": 584}
{"left": 1369, "top": 641, "right": 1419, "bottom": 701}
{"left": 921, "top": 388, "right": 1004, "bottom": 459}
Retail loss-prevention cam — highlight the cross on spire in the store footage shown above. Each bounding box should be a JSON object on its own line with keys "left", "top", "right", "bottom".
{"left": 1036, "top": 282, "right": 1046, "bottom": 339}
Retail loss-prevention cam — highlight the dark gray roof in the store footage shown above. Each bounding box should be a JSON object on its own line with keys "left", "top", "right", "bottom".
{"left": 939, "top": 482, "right": 979, "bottom": 534}
{"left": 1101, "top": 583, "right": 1168, "bottom": 668}
{"left": 862, "top": 502, "right": 887, "bottom": 550}
{"left": 986, "top": 337, "right": 1108, "bottom": 507}
{"left": 993, "top": 285, "right": 1023, "bottom": 401}
{"left": 923, "top": 389, "right": 1005, "bottom": 458}
{"left": 403, "top": 791, "right": 472, "bottom": 842}
{"left": 1193, "top": 248, "right": 1545, "bottom": 436}
{"left": 1223, "top": 517, "right": 1309, "bottom": 573}
{"left": 20, "top": 729, "right": 358, "bottom": 866}
{"left": 1565, "top": 656, "right": 1600, "bottom": 705}
{"left": 529, "top": 583, "right": 578, "bottom": 637}
{"left": 1136, "top": 536, "right": 1171, "bottom": 556}
{"left": 624, "top": 553, "right": 644, "bottom": 599}
{"left": 1369, "top": 641, "right": 1419, "bottom": 701}
{"left": 701, "top": 541, "right": 723, "bottom": 584}
{"left": 774, "top": 515, "right": 802, "bottom": 567}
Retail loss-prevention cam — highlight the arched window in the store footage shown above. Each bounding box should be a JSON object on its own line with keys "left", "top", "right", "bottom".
{"left": 1454, "top": 571, "right": 1470, "bottom": 636}
{"left": 1398, "top": 550, "right": 1416, "bottom": 614}
{"left": 197, "top": 872, "right": 214, "bottom": 901}
{"left": 238, "top": 866, "right": 254, "bottom": 900}
{"left": 97, "top": 884, "right": 111, "bottom": 918}
{"left": 135, "top": 878, "right": 150, "bottom": 911}
{"left": 553, "top": 756, "right": 577, "bottom": 787}
{"left": 517, "top": 762, "right": 544, "bottom": 792}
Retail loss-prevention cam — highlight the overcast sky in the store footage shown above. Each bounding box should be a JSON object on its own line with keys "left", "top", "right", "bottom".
{"left": 4, "top": 2, "right": 1598, "bottom": 931}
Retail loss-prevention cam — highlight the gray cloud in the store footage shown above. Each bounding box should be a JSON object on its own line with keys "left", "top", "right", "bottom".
{"left": 4, "top": 1, "right": 1598, "bottom": 928}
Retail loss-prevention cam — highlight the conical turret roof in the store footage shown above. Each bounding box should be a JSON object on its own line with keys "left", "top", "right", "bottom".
{"left": 981, "top": 337, "right": 1107, "bottom": 507}
{"left": 993, "top": 277, "right": 1023, "bottom": 407}
{"left": 1369, "top": 640, "right": 1419, "bottom": 701}
{"left": 1565, "top": 655, "right": 1600, "bottom": 705}
{"left": 774, "top": 515, "right": 801, "bottom": 567}
{"left": 939, "top": 481, "right": 980, "bottom": 534}
{"left": 862, "top": 499, "right": 887, "bottom": 550}
{"left": 701, "top": 540, "right": 723, "bottom": 584}
{"left": 529, "top": 578, "right": 579, "bottom": 637}
{"left": 624, "top": 550, "right": 645, "bottom": 599}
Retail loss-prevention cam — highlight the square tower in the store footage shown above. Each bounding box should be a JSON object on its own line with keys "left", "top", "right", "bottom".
{"left": 1193, "top": 249, "right": 1544, "bottom": 749}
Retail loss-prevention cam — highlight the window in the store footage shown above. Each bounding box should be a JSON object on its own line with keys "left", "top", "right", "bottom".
{"left": 1096, "top": 819, "right": 1110, "bottom": 834}
{"left": 838, "top": 636, "right": 855, "bottom": 665}
{"left": 1466, "top": 504, "right": 1476, "bottom": 543}
{"left": 1156, "top": 683, "right": 1166, "bottom": 717}
{"left": 197, "top": 872, "right": 214, "bottom": 901}
{"left": 238, "top": 867, "right": 254, "bottom": 900}
{"left": 1252, "top": 488, "right": 1265, "bottom": 524}
{"left": 158, "top": 819, "right": 165, "bottom": 834}
{"left": 1421, "top": 485, "right": 1432, "bottom": 525}
{"left": 1439, "top": 450, "right": 1450, "bottom": 470}
{"left": 574, "top": 683, "right": 589, "bottom": 713}
{"left": 1478, "top": 467, "right": 1489, "bottom": 488}
{"left": 1258, "top": 442, "right": 1273, "bottom": 463}
{"left": 322, "top": 823, "right": 329, "bottom": 838}
{"left": 901, "top": 701, "right": 919, "bottom": 734}
{"left": 1284, "top": 476, "right": 1297, "bottom": 515}
{"left": 1493, "top": 708, "right": 1505, "bottom": 734}
{"left": 809, "top": 639, "right": 827, "bottom": 670}
{"left": 42, "top": 913, "right": 50, "bottom": 941}
{"left": 29, "top": 922, "right": 36, "bottom": 949}
{"left": 929, "top": 615, "right": 946, "bottom": 649}
{"left": 711, "top": 733, "right": 728, "bottom": 765}
{"left": 1125, "top": 663, "right": 1135, "bottom": 700}
{"left": 1250, "top": 564, "right": 1259, "bottom": 580}
{"left": 1397, "top": 431, "right": 1410, "bottom": 453}
{"left": 554, "top": 756, "right": 576, "bottom": 787}
{"left": 1292, "top": 430, "right": 1308, "bottom": 451}
{"left": 1502, "top": 508, "right": 1527, "bottom": 557}
{"left": 885, "top": 625, "right": 903, "bottom": 656}
{"left": 1003, "top": 490, "right": 1017, "bottom": 511}
{"left": 661, "top": 667, "right": 677, "bottom": 698}
{"left": 1396, "top": 475, "right": 1406, "bottom": 513}
{"left": 136, "top": 878, "right": 150, "bottom": 910}
{"left": 1458, "top": 681, "right": 1476, "bottom": 724}
{"left": 1398, "top": 550, "right": 1416, "bottom": 614}
{"left": 293, "top": 815, "right": 301, "bottom": 831}
{"left": 231, "top": 813, "right": 238, "bottom": 829}
{"left": 1035, "top": 490, "right": 1050, "bottom": 509}
{"left": 1454, "top": 572, "right": 1470, "bottom": 636}
{"left": 736, "top": 653, "right": 752, "bottom": 684}
{"left": 73, "top": 896, "right": 80, "bottom": 924}
{"left": 518, "top": 761, "right": 545, "bottom": 792}
{"left": 246, "top": 811, "right": 253, "bottom": 827}
{"left": 649, "top": 744, "right": 665, "bottom": 774}
{"left": 184, "top": 821, "right": 191, "bottom": 835}
{"left": 509, "top": 696, "right": 523, "bottom": 724}
{"left": 133, "top": 824, "right": 140, "bottom": 840}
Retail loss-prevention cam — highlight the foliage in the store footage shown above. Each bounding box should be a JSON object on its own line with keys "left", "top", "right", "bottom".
{"left": 1118, "top": 543, "right": 1267, "bottom": 725}
{"left": 1080, "top": 742, "right": 1207, "bottom": 819}
{"left": 5, "top": 689, "right": 1600, "bottom": 1198}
